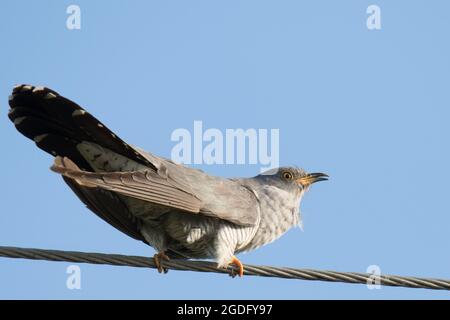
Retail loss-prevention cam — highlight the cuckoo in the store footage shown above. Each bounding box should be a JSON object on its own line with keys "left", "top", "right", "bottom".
{"left": 8, "top": 84, "right": 328, "bottom": 277}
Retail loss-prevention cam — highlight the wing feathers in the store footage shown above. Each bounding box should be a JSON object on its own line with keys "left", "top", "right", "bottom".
{"left": 52, "top": 157, "right": 202, "bottom": 214}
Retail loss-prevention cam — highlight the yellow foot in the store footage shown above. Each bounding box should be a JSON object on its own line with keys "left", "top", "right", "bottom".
{"left": 228, "top": 256, "right": 244, "bottom": 278}
{"left": 153, "top": 251, "right": 170, "bottom": 274}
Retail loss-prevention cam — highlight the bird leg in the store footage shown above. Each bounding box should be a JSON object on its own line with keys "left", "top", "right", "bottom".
{"left": 228, "top": 256, "right": 244, "bottom": 278}
{"left": 153, "top": 251, "right": 170, "bottom": 274}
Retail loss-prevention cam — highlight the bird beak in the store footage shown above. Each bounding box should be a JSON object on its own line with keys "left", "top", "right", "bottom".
{"left": 296, "top": 172, "right": 329, "bottom": 187}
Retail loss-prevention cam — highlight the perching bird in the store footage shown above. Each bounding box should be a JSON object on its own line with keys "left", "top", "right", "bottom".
{"left": 8, "top": 84, "right": 327, "bottom": 277}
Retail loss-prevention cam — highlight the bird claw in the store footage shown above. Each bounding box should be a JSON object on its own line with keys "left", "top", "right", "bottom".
{"left": 227, "top": 256, "right": 244, "bottom": 278}
{"left": 153, "top": 251, "right": 170, "bottom": 274}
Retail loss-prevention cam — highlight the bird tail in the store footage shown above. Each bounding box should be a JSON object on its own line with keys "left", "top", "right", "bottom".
{"left": 8, "top": 84, "right": 150, "bottom": 242}
{"left": 8, "top": 84, "right": 154, "bottom": 172}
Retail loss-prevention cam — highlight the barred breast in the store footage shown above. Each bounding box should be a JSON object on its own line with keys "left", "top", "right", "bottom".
{"left": 239, "top": 184, "right": 302, "bottom": 252}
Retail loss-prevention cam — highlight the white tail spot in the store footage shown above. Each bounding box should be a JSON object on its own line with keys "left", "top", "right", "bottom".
{"left": 72, "top": 109, "right": 87, "bottom": 117}
{"left": 34, "top": 134, "right": 48, "bottom": 143}
{"left": 13, "top": 116, "right": 26, "bottom": 125}
{"left": 32, "top": 86, "right": 46, "bottom": 93}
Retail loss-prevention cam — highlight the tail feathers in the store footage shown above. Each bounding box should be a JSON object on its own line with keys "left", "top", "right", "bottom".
{"left": 9, "top": 85, "right": 149, "bottom": 244}
{"left": 8, "top": 84, "right": 156, "bottom": 171}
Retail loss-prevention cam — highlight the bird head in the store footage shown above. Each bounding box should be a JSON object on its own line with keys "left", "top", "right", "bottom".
{"left": 249, "top": 167, "right": 328, "bottom": 230}
{"left": 256, "top": 166, "right": 328, "bottom": 193}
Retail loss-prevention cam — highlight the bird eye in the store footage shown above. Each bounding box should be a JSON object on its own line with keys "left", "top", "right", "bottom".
{"left": 282, "top": 171, "right": 293, "bottom": 180}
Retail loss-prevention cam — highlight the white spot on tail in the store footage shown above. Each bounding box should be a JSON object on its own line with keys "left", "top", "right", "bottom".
{"left": 72, "top": 109, "right": 87, "bottom": 117}
{"left": 32, "top": 86, "right": 46, "bottom": 93}
{"left": 14, "top": 116, "right": 26, "bottom": 125}
{"left": 34, "top": 134, "right": 48, "bottom": 143}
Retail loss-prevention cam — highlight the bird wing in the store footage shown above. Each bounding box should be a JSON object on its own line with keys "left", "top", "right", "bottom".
{"left": 162, "top": 160, "right": 261, "bottom": 226}
{"left": 52, "top": 157, "right": 202, "bottom": 213}
{"left": 52, "top": 156, "right": 260, "bottom": 226}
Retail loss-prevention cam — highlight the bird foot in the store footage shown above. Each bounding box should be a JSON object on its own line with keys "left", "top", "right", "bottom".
{"left": 153, "top": 251, "right": 170, "bottom": 274}
{"left": 228, "top": 256, "right": 244, "bottom": 278}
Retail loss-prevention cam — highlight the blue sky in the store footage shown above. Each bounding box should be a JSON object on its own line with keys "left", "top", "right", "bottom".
{"left": 1, "top": 1, "right": 449, "bottom": 299}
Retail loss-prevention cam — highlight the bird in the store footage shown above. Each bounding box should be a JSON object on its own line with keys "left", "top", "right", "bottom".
{"left": 8, "top": 84, "right": 328, "bottom": 277}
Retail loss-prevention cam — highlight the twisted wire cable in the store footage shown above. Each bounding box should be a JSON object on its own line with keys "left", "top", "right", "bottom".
{"left": 0, "top": 246, "right": 449, "bottom": 291}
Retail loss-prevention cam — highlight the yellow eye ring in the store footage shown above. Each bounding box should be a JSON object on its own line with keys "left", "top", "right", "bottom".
{"left": 282, "top": 171, "right": 293, "bottom": 180}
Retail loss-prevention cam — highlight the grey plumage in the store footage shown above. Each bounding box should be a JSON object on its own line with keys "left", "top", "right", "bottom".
{"left": 8, "top": 84, "right": 327, "bottom": 274}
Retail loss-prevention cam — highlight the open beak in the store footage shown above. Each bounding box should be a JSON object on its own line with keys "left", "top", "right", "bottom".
{"left": 296, "top": 172, "right": 329, "bottom": 187}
